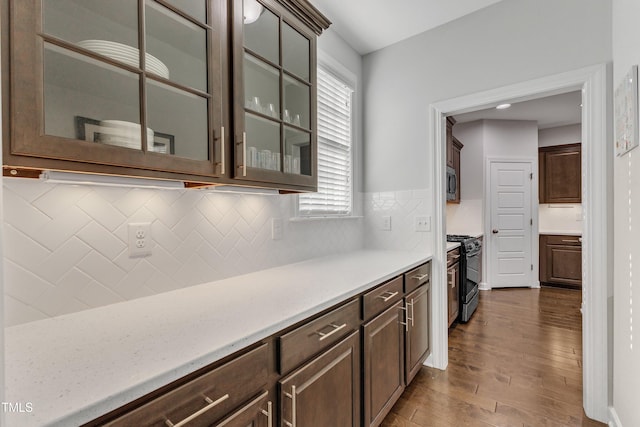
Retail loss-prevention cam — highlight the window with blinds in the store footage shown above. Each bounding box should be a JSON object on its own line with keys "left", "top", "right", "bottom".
{"left": 298, "top": 67, "right": 354, "bottom": 216}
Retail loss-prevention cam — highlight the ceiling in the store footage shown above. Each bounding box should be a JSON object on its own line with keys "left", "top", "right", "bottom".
{"left": 309, "top": 0, "right": 506, "bottom": 54}
{"left": 452, "top": 91, "right": 583, "bottom": 129}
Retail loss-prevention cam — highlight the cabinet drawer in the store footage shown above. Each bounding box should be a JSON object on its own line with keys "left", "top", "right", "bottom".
{"left": 447, "top": 248, "right": 461, "bottom": 267}
{"left": 104, "top": 344, "right": 270, "bottom": 427}
{"left": 404, "top": 262, "right": 431, "bottom": 293}
{"left": 544, "top": 235, "right": 582, "bottom": 246}
{"left": 279, "top": 298, "right": 360, "bottom": 374}
{"left": 362, "top": 276, "right": 403, "bottom": 321}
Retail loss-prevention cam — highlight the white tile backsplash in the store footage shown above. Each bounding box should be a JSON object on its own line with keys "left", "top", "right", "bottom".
{"left": 364, "top": 189, "right": 433, "bottom": 252}
{"left": 3, "top": 179, "right": 364, "bottom": 326}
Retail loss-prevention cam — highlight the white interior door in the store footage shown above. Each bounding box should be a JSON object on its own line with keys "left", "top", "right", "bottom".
{"left": 489, "top": 161, "right": 533, "bottom": 288}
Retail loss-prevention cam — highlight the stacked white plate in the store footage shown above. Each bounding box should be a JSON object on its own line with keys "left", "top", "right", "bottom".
{"left": 77, "top": 40, "right": 170, "bottom": 79}
{"left": 99, "top": 120, "right": 155, "bottom": 151}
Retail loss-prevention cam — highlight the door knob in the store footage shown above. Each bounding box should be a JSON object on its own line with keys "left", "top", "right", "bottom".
{"left": 492, "top": 229, "right": 499, "bottom": 234}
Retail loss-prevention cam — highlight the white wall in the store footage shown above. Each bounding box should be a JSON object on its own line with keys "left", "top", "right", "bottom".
{"left": 446, "top": 120, "right": 537, "bottom": 235}
{"left": 3, "top": 28, "right": 366, "bottom": 327}
{"left": 538, "top": 124, "right": 581, "bottom": 147}
{"left": 612, "top": 1, "right": 640, "bottom": 425}
{"left": 363, "top": 0, "right": 611, "bottom": 193}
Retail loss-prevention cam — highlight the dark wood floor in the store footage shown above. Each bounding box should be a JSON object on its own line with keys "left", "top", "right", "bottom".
{"left": 381, "top": 287, "right": 606, "bottom": 427}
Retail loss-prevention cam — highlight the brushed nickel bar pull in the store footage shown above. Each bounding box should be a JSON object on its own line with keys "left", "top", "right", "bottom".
{"left": 220, "top": 126, "right": 226, "bottom": 175}
{"left": 411, "top": 273, "right": 429, "bottom": 281}
{"left": 260, "top": 400, "right": 273, "bottom": 427}
{"left": 242, "top": 132, "right": 247, "bottom": 177}
{"left": 165, "top": 393, "right": 229, "bottom": 427}
{"left": 316, "top": 323, "right": 347, "bottom": 341}
{"left": 409, "top": 299, "right": 415, "bottom": 327}
{"left": 216, "top": 392, "right": 268, "bottom": 427}
{"left": 399, "top": 305, "right": 410, "bottom": 331}
{"left": 283, "top": 386, "right": 297, "bottom": 427}
{"left": 448, "top": 254, "right": 461, "bottom": 261}
{"left": 377, "top": 291, "right": 399, "bottom": 302}
{"left": 561, "top": 239, "right": 580, "bottom": 243}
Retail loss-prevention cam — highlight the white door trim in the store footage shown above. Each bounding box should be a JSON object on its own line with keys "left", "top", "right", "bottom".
{"left": 429, "top": 63, "right": 610, "bottom": 423}
{"left": 484, "top": 157, "right": 538, "bottom": 290}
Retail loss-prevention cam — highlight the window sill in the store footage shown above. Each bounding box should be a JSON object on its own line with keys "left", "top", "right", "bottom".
{"left": 289, "top": 215, "right": 363, "bottom": 222}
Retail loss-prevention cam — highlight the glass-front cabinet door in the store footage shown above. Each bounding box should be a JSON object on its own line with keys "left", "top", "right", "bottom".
{"left": 6, "top": 0, "right": 226, "bottom": 180}
{"left": 233, "top": 0, "right": 319, "bottom": 190}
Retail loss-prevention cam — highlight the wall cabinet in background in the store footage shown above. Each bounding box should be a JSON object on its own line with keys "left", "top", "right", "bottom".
{"left": 539, "top": 143, "right": 581, "bottom": 203}
{"left": 446, "top": 116, "right": 463, "bottom": 203}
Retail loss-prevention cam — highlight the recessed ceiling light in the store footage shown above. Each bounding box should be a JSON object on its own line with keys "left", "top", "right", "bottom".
{"left": 496, "top": 103, "right": 511, "bottom": 110}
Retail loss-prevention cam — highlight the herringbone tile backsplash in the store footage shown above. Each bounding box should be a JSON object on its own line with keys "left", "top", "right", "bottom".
{"left": 3, "top": 178, "right": 364, "bottom": 326}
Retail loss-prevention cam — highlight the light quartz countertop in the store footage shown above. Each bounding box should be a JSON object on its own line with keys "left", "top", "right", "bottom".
{"left": 447, "top": 241, "right": 461, "bottom": 251}
{"left": 5, "top": 249, "right": 431, "bottom": 427}
{"left": 539, "top": 230, "right": 582, "bottom": 236}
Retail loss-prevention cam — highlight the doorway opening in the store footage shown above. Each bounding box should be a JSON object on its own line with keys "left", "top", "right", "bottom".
{"left": 428, "top": 65, "right": 611, "bottom": 423}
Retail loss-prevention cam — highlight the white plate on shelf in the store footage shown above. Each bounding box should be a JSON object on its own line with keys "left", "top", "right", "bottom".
{"left": 98, "top": 120, "right": 155, "bottom": 150}
{"left": 77, "top": 40, "right": 170, "bottom": 78}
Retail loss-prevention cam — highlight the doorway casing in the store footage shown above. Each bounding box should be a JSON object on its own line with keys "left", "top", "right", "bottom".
{"left": 428, "top": 64, "right": 611, "bottom": 423}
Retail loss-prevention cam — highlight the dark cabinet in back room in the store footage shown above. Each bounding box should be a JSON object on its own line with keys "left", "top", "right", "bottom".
{"left": 539, "top": 143, "right": 581, "bottom": 203}
{"left": 539, "top": 234, "right": 582, "bottom": 289}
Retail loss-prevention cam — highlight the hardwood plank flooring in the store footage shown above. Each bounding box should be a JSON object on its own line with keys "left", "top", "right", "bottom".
{"left": 381, "top": 287, "right": 605, "bottom": 427}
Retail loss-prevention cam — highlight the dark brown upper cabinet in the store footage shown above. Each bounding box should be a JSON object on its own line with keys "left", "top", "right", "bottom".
{"left": 539, "top": 143, "right": 582, "bottom": 203}
{"left": 2, "top": 0, "right": 329, "bottom": 191}
{"left": 231, "top": 0, "right": 329, "bottom": 192}
{"left": 446, "top": 116, "right": 463, "bottom": 204}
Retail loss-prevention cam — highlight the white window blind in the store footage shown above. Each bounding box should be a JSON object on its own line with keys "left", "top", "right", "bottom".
{"left": 299, "top": 67, "right": 353, "bottom": 216}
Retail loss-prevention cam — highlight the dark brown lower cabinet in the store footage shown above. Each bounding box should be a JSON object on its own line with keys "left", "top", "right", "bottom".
{"left": 363, "top": 301, "right": 405, "bottom": 427}
{"left": 405, "top": 283, "right": 430, "bottom": 385}
{"left": 540, "top": 234, "right": 582, "bottom": 289}
{"left": 279, "top": 332, "right": 360, "bottom": 427}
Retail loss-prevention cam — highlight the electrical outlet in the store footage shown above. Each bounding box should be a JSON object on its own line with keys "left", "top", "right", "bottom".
{"left": 381, "top": 216, "right": 392, "bottom": 231}
{"left": 415, "top": 216, "right": 431, "bottom": 232}
{"left": 271, "top": 218, "right": 283, "bottom": 240}
{"left": 128, "top": 222, "right": 152, "bottom": 257}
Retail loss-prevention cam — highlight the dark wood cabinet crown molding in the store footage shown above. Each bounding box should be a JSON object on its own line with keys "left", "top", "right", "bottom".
{"left": 274, "top": 0, "right": 331, "bottom": 35}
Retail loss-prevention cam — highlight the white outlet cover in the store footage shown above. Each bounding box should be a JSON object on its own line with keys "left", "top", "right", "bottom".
{"left": 382, "top": 216, "right": 392, "bottom": 231}
{"left": 415, "top": 216, "right": 431, "bottom": 232}
{"left": 128, "top": 222, "right": 152, "bottom": 257}
{"left": 271, "top": 218, "right": 283, "bottom": 240}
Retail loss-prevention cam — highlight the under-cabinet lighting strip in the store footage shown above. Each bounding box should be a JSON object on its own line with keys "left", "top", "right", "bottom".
{"left": 39, "top": 171, "right": 185, "bottom": 190}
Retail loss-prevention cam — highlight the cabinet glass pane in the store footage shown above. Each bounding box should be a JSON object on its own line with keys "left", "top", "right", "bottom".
{"left": 146, "top": 80, "right": 209, "bottom": 160}
{"left": 43, "top": 0, "right": 138, "bottom": 49}
{"left": 284, "top": 76, "right": 310, "bottom": 129}
{"left": 146, "top": 1, "right": 207, "bottom": 91}
{"left": 246, "top": 113, "right": 280, "bottom": 171}
{"left": 162, "top": 0, "right": 206, "bottom": 23}
{"left": 244, "top": 54, "right": 280, "bottom": 118}
{"left": 243, "top": 1, "right": 279, "bottom": 64}
{"left": 282, "top": 23, "right": 310, "bottom": 81}
{"left": 43, "top": 43, "right": 141, "bottom": 148}
{"left": 284, "top": 127, "right": 311, "bottom": 175}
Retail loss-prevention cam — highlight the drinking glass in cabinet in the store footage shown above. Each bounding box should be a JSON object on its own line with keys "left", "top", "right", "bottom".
{"left": 245, "top": 114, "right": 280, "bottom": 170}
{"left": 284, "top": 76, "right": 310, "bottom": 129}
{"left": 43, "top": 43, "right": 141, "bottom": 146}
{"left": 43, "top": 0, "right": 138, "bottom": 49}
{"left": 146, "top": 79, "right": 208, "bottom": 160}
{"left": 244, "top": 54, "right": 280, "bottom": 116}
{"left": 145, "top": 1, "right": 207, "bottom": 91}
{"left": 243, "top": 0, "right": 279, "bottom": 65}
{"left": 285, "top": 127, "right": 311, "bottom": 175}
{"left": 282, "top": 22, "right": 310, "bottom": 81}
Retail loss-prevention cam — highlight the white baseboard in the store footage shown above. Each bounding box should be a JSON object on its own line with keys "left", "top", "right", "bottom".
{"left": 479, "top": 281, "right": 490, "bottom": 291}
{"left": 609, "top": 406, "right": 623, "bottom": 427}
{"left": 531, "top": 281, "right": 541, "bottom": 289}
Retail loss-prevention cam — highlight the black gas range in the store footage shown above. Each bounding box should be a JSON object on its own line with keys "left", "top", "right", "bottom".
{"left": 447, "top": 234, "right": 482, "bottom": 322}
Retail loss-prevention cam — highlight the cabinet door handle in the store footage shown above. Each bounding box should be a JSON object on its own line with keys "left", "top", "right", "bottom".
{"left": 411, "top": 273, "right": 429, "bottom": 282}
{"left": 448, "top": 254, "right": 460, "bottom": 261}
{"left": 220, "top": 126, "right": 226, "bottom": 175}
{"left": 242, "top": 132, "right": 247, "bottom": 177}
{"left": 561, "top": 239, "right": 580, "bottom": 243}
{"left": 165, "top": 393, "right": 229, "bottom": 427}
{"left": 399, "top": 306, "right": 409, "bottom": 331}
{"left": 283, "top": 386, "right": 297, "bottom": 427}
{"left": 409, "top": 299, "right": 415, "bottom": 327}
{"left": 316, "top": 323, "right": 347, "bottom": 341}
{"left": 377, "top": 291, "right": 399, "bottom": 302}
{"left": 260, "top": 400, "right": 273, "bottom": 427}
